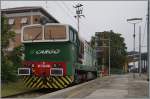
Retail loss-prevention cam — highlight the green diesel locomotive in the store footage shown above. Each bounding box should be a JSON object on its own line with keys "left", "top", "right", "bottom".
{"left": 18, "top": 23, "right": 98, "bottom": 89}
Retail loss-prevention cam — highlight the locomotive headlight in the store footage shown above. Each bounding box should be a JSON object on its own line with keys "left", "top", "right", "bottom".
{"left": 38, "top": 65, "right": 40, "bottom": 68}
{"left": 32, "top": 64, "right": 35, "bottom": 68}
{"left": 47, "top": 64, "right": 50, "bottom": 67}
{"left": 52, "top": 63, "right": 61, "bottom": 68}
{"left": 58, "top": 64, "right": 61, "bottom": 67}
{"left": 53, "top": 64, "right": 57, "bottom": 68}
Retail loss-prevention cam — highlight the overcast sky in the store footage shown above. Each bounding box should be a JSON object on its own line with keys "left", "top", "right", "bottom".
{"left": 1, "top": 1, "right": 148, "bottom": 52}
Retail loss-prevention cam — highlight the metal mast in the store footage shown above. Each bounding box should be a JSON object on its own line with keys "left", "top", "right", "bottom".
{"left": 73, "top": 3, "right": 85, "bottom": 34}
{"left": 147, "top": 0, "right": 150, "bottom": 80}
{"left": 139, "top": 26, "right": 142, "bottom": 76}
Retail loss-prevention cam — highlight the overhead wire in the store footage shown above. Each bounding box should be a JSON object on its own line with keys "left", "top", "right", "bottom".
{"left": 44, "top": 1, "right": 77, "bottom": 26}
{"left": 45, "top": 1, "right": 90, "bottom": 41}
{"left": 61, "top": 1, "right": 75, "bottom": 17}
{"left": 56, "top": 1, "right": 78, "bottom": 26}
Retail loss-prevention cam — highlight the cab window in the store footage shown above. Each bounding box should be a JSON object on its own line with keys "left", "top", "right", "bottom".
{"left": 23, "top": 25, "right": 42, "bottom": 41}
{"left": 44, "top": 25, "right": 66, "bottom": 40}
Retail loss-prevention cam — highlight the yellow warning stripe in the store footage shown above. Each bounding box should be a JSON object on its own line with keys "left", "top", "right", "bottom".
{"left": 37, "top": 81, "right": 43, "bottom": 88}
{"left": 56, "top": 77, "right": 65, "bottom": 86}
{"left": 47, "top": 82, "right": 52, "bottom": 88}
{"left": 53, "top": 77, "right": 63, "bottom": 89}
{"left": 32, "top": 77, "right": 41, "bottom": 88}
{"left": 42, "top": 85, "right": 48, "bottom": 88}
{"left": 28, "top": 79, "right": 35, "bottom": 88}
{"left": 42, "top": 85, "right": 45, "bottom": 88}
{"left": 33, "top": 76, "right": 38, "bottom": 82}
{"left": 46, "top": 77, "right": 49, "bottom": 81}
{"left": 24, "top": 76, "right": 30, "bottom": 83}
{"left": 29, "top": 77, "right": 37, "bottom": 88}
{"left": 25, "top": 77, "right": 33, "bottom": 87}
{"left": 52, "top": 83, "right": 58, "bottom": 88}
{"left": 29, "top": 82, "right": 34, "bottom": 88}
{"left": 23, "top": 76, "right": 73, "bottom": 89}
{"left": 66, "top": 76, "right": 72, "bottom": 83}
{"left": 61, "top": 77, "right": 69, "bottom": 85}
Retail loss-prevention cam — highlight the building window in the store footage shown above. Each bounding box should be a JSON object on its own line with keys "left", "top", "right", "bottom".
{"left": 8, "top": 18, "right": 15, "bottom": 25}
{"left": 21, "top": 17, "right": 28, "bottom": 24}
{"left": 34, "top": 18, "right": 39, "bottom": 24}
{"left": 34, "top": 18, "right": 38, "bottom": 22}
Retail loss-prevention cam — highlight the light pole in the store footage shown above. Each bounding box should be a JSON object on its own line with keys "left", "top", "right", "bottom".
{"left": 127, "top": 18, "right": 142, "bottom": 78}
{"left": 99, "top": 38, "right": 110, "bottom": 76}
{"left": 108, "top": 38, "right": 110, "bottom": 76}
{"left": 139, "top": 26, "right": 142, "bottom": 77}
{"left": 147, "top": 0, "right": 150, "bottom": 81}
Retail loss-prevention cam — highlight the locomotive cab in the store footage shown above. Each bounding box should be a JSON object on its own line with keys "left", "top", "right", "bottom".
{"left": 18, "top": 24, "right": 80, "bottom": 88}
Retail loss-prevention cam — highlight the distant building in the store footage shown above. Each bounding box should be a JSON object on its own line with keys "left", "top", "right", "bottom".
{"left": 2, "top": 6, "right": 59, "bottom": 51}
{"left": 95, "top": 32, "right": 109, "bottom": 67}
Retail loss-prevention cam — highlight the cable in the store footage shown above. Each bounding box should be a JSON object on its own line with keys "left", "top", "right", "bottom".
{"left": 61, "top": 1, "right": 75, "bottom": 17}
{"left": 55, "top": 1, "right": 77, "bottom": 26}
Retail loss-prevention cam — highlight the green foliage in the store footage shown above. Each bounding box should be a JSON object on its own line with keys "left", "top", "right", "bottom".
{"left": 90, "top": 36, "right": 96, "bottom": 48}
{"left": 90, "top": 31, "right": 127, "bottom": 72}
{"left": 108, "top": 31, "right": 127, "bottom": 69}
{"left": 1, "top": 54, "right": 17, "bottom": 82}
{"left": 1, "top": 17, "right": 15, "bottom": 49}
{"left": 110, "top": 68, "right": 124, "bottom": 74}
{"left": 10, "top": 46, "right": 23, "bottom": 69}
{"left": 1, "top": 16, "right": 22, "bottom": 82}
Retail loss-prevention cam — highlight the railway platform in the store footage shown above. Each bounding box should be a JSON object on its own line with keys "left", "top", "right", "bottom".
{"left": 38, "top": 73, "right": 149, "bottom": 98}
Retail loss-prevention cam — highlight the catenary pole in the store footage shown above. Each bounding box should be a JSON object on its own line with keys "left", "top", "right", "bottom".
{"left": 147, "top": 0, "right": 150, "bottom": 80}
{"left": 73, "top": 3, "right": 85, "bottom": 34}
{"left": 139, "top": 26, "right": 142, "bottom": 76}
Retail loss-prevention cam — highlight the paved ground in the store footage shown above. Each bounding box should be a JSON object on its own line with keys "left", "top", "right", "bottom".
{"left": 39, "top": 73, "right": 149, "bottom": 98}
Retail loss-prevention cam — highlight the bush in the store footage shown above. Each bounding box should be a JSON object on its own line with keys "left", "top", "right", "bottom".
{"left": 110, "top": 68, "right": 124, "bottom": 74}
{"left": 1, "top": 55, "right": 18, "bottom": 82}
{"left": 1, "top": 46, "right": 22, "bottom": 83}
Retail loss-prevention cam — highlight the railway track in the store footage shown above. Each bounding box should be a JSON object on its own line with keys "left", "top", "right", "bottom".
{"left": 2, "top": 88, "right": 58, "bottom": 98}
{"left": 2, "top": 78, "right": 96, "bottom": 98}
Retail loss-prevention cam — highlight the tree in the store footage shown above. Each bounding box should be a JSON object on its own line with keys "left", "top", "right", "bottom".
{"left": 1, "top": 17, "right": 16, "bottom": 50}
{"left": 108, "top": 31, "right": 127, "bottom": 70}
{"left": 90, "top": 31, "right": 127, "bottom": 74}
{"left": 10, "top": 45, "right": 23, "bottom": 71}
{"left": 90, "top": 36, "right": 96, "bottom": 48}
{"left": 1, "top": 16, "right": 17, "bottom": 82}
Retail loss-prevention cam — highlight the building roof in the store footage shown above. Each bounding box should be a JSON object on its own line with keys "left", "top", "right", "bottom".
{"left": 2, "top": 6, "right": 59, "bottom": 23}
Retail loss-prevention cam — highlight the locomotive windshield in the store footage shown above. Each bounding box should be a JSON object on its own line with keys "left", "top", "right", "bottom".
{"left": 22, "top": 24, "right": 67, "bottom": 42}
{"left": 44, "top": 25, "right": 66, "bottom": 40}
{"left": 23, "top": 25, "right": 42, "bottom": 41}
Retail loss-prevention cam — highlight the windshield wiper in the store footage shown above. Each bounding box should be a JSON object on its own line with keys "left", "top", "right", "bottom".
{"left": 49, "top": 30, "right": 52, "bottom": 39}
{"left": 49, "top": 30, "right": 54, "bottom": 40}
{"left": 32, "top": 32, "right": 41, "bottom": 41}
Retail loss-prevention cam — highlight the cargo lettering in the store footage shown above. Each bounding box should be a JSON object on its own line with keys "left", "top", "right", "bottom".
{"left": 33, "top": 49, "right": 60, "bottom": 55}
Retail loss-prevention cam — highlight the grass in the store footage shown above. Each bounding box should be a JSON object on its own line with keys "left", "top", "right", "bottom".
{"left": 1, "top": 79, "right": 37, "bottom": 97}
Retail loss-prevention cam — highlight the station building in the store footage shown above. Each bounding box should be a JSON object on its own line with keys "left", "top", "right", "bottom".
{"left": 2, "top": 6, "right": 59, "bottom": 51}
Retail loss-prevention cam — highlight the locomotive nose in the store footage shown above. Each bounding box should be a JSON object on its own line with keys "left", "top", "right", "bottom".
{"left": 31, "top": 63, "right": 51, "bottom": 77}
{"left": 42, "top": 72, "right": 46, "bottom": 77}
